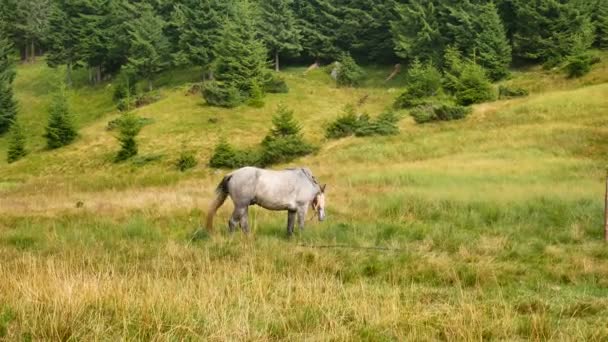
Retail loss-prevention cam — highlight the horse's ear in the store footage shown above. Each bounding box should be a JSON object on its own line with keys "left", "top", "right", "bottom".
{"left": 321, "top": 184, "right": 327, "bottom": 193}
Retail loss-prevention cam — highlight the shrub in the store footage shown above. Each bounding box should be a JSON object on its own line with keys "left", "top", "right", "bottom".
{"left": 208, "top": 138, "right": 256, "bottom": 169}
{"left": 326, "top": 106, "right": 401, "bottom": 139}
{"left": 498, "top": 85, "right": 529, "bottom": 99}
{"left": 325, "top": 105, "right": 360, "bottom": 139}
{"left": 394, "top": 89, "right": 437, "bottom": 109}
{"left": 443, "top": 47, "right": 495, "bottom": 105}
{"left": 565, "top": 53, "right": 593, "bottom": 78}
{"left": 394, "top": 60, "right": 442, "bottom": 109}
{"left": 247, "top": 81, "right": 265, "bottom": 108}
{"left": 134, "top": 91, "right": 161, "bottom": 108}
{"left": 7, "top": 119, "right": 26, "bottom": 163}
{"left": 336, "top": 53, "right": 364, "bottom": 87}
{"left": 115, "top": 113, "right": 143, "bottom": 162}
{"left": 373, "top": 111, "right": 400, "bottom": 136}
{"left": 44, "top": 85, "right": 77, "bottom": 149}
{"left": 202, "top": 81, "right": 243, "bottom": 108}
{"left": 407, "top": 59, "right": 442, "bottom": 98}
{"left": 411, "top": 104, "right": 471, "bottom": 124}
{"left": 264, "top": 74, "right": 289, "bottom": 93}
{"left": 259, "top": 105, "right": 315, "bottom": 166}
{"left": 454, "top": 64, "right": 495, "bottom": 105}
{"left": 107, "top": 116, "right": 153, "bottom": 131}
{"left": 113, "top": 75, "right": 137, "bottom": 102}
{"left": 176, "top": 151, "right": 198, "bottom": 171}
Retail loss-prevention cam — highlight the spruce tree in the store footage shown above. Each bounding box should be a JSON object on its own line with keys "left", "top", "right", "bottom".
{"left": 211, "top": 1, "right": 269, "bottom": 104}
{"left": 293, "top": 0, "right": 340, "bottom": 62}
{"left": 126, "top": 3, "right": 170, "bottom": 91}
{"left": 391, "top": 1, "right": 444, "bottom": 64}
{"left": 173, "top": 0, "right": 227, "bottom": 77}
{"left": 14, "top": 0, "right": 51, "bottom": 63}
{"left": 444, "top": 1, "right": 511, "bottom": 80}
{"left": 44, "top": 85, "right": 77, "bottom": 149}
{"left": 260, "top": 104, "right": 314, "bottom": 166}
{"left": 115, "top": 112, "right": 142, "bottom": 162}
{"left": 0, "top": 29, "right": 17, "bottom": 135}
{"left": 78, "top": 0, "right": 131, "bottom": 83}
{"left": 46, "top": 0, "right": 82, "bottom": 86}
{"left": 595, "top": 0, "right": 608, "bottom": 49}
{"left": 512, "top": 0, "right": 592, "bottom": 63}
{"left": 258, "top": 0, "right": 301, "bottom": 72}
{"left": 7, "top": 118, "right": 27, "bottom": 163}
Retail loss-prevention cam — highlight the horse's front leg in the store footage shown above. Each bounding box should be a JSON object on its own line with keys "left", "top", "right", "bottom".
{"left": 287, "top": 210, "right": 296, "bottom": 236}
{"left": 297, "top": 205, "right": 308, "bottom": 231}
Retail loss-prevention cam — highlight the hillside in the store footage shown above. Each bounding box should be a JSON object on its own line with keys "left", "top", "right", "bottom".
{"left": 1, "top": 57, "right": 608, "bottom": 339}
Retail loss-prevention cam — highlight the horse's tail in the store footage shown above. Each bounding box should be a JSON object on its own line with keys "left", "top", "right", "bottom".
{"left": 205, "top": 175, "right": 232, "bottom": 231}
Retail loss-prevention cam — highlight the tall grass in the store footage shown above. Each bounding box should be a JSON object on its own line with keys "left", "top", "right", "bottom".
{"left": 0, "top": 56, "right": 608, "bottom": 339}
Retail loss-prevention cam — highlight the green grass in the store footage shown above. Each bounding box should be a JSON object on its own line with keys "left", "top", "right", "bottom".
{"left": 0, "top": 55, "right": 608, "bottom": 339}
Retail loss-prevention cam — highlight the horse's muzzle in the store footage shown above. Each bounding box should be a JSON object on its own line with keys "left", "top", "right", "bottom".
{"left": 318, "top": 209, "right": 326, "bottom": 221}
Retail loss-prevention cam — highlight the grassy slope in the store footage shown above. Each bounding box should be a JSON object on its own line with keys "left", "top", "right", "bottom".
{"left": 0, "top": 57, "right": 608, "bottom": 340}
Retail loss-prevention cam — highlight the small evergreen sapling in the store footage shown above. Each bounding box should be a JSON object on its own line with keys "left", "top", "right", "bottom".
{"left": 260, "top": 105, "right": 315, "bottom": 166}
{"left": 44, "top": 85, "right": 77, "bottom": 149}
{"left": 7, "top": 118, "right": 27, "bottom": 163}
{"left": 336, "top": 53, "right": 364, "bottom": 87}
{"left": 115, "top": 112, "right": 142, "bottom": 162}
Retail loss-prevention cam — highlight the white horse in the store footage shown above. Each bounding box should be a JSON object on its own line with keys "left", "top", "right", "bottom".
{"left": 206, "top": 167, "right": 326, "bottom": 235}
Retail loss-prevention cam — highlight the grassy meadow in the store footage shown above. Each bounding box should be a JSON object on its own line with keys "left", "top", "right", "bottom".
{"left": 0, "top": 56, "right": 608, "bottom": 340}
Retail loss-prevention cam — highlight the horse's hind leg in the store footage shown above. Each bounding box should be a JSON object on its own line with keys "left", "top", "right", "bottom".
{"left": 239, "top": 206, "right": 250, "bottom": 234}
{"left": 287, "top": 210, "right": 296, "bottom": 236}
{"left": 228, "top": 208, "right": 241, "bottom": 233}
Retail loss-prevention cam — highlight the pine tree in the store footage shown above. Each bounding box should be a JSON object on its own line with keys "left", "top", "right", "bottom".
{"left": 391, "top": 0, "right": 444, "bottom": 64}
{"left": 444, "top": 1, "right": 511, "bottom": 80}
{"left": 115, "top": 112, "right": 142, "bottom": 162}
{"left": 293, "top": 0, "right": 340, "bottom": 62}
{"left": 0, "top": 29, "right": 17, "bottom": 135}
{"left": 260, "top": 104, "right": 314, "bottom": 166}
{"left": 173, "top": 0, "right": 227, "bottom": 76}
{"left": 14, "top": 0, "right": 50, "bottom": 63}
{"left": 7, "top": 118, "right": 27, "bottom": 163}
{"left": 78, "top": 0, "right": 132, "bottom": 84}
{"left": 475, "top": 2, "right": 512, "bottom": 80}
{"left": 595, "top": 0, "right": 608, "bottom": 49}
{"left": 211, "top": 1, "right": 269, "bottom": 103}
{"left": 335, "top": 52, "right": 364, "bottom": 87}
{"left": 44, "top": 85, "right": 77, "bottom": 149}
{"left": 46, "top": 0, "right": 82, "bottom": 86}
{"left": 335, "top": 0, "right": 399, "bottom": 63}
{"left": 512, "top": 0, "right": 592, "bottom": 63}
{"left": 126, "top": 3, "right": 171, "bottom": 91}
{"left": 258, "top": 0, "right": 301, "bottom": 72}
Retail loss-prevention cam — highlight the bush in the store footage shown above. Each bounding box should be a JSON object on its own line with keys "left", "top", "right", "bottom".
{"left": 394, "top": 60, "right": 442, "bottom": 109}
{"left": 247, "top": 81, "right": 265, "bottom": 108}
{"left": 113, "top": 75, "right": 137, "bottom": 102}
{"left": 326, "top": 106, "right": 401, "bottom": 139}
{"left": 115, "top": 113, "right": 143, "bottom": 162}
{"left": 209, "top": 138, "right": 257, "bottom": 169}
{"left": 498, "top": 85, "right": 529, "bottom": 99}
{"left": 565, "top": 53, "right": 593, "bottom": 78}
{"left": 176, "top": 151, "right": 198, "bottom": 171}
{"left": 107, "top": 116, "right": 153, "bottom": 131}
{"left": 454, "top": 64, "right": 495, "bottom": 105}
{"left": 7, "top": 119, "right": 26, "bottom": 163}
{"left": 259, "top": 105, "right": 315, "bottom": 166}
{"left": 264, "top": 74, "right": 289, "bottom": 94}
{"left": 411, "top": 104, "right": 471, "bottom": 124}
{"left": 336, "top": 53, "right": 364, "bottom": 87}
{"left": 373, "top": 111, "right": 400, "bottom": 136}
{"left": 325, "top": 105, "right": 360, "bottom": 139}
{"left": 202, "top": 81, "right": 243, "bottom": 108}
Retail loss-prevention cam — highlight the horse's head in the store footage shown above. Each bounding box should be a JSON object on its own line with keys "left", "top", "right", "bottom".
{"left": 312, "top": 184, "right": 327, "bottom": 221}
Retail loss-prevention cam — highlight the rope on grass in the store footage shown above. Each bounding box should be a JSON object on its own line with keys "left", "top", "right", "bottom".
{"left": 297, "top": 243, "right": 408, "bottom": 252}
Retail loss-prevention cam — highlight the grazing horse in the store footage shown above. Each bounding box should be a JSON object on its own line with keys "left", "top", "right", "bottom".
{"left": 206, "top": 167, "right": 326, "bottom": 235}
